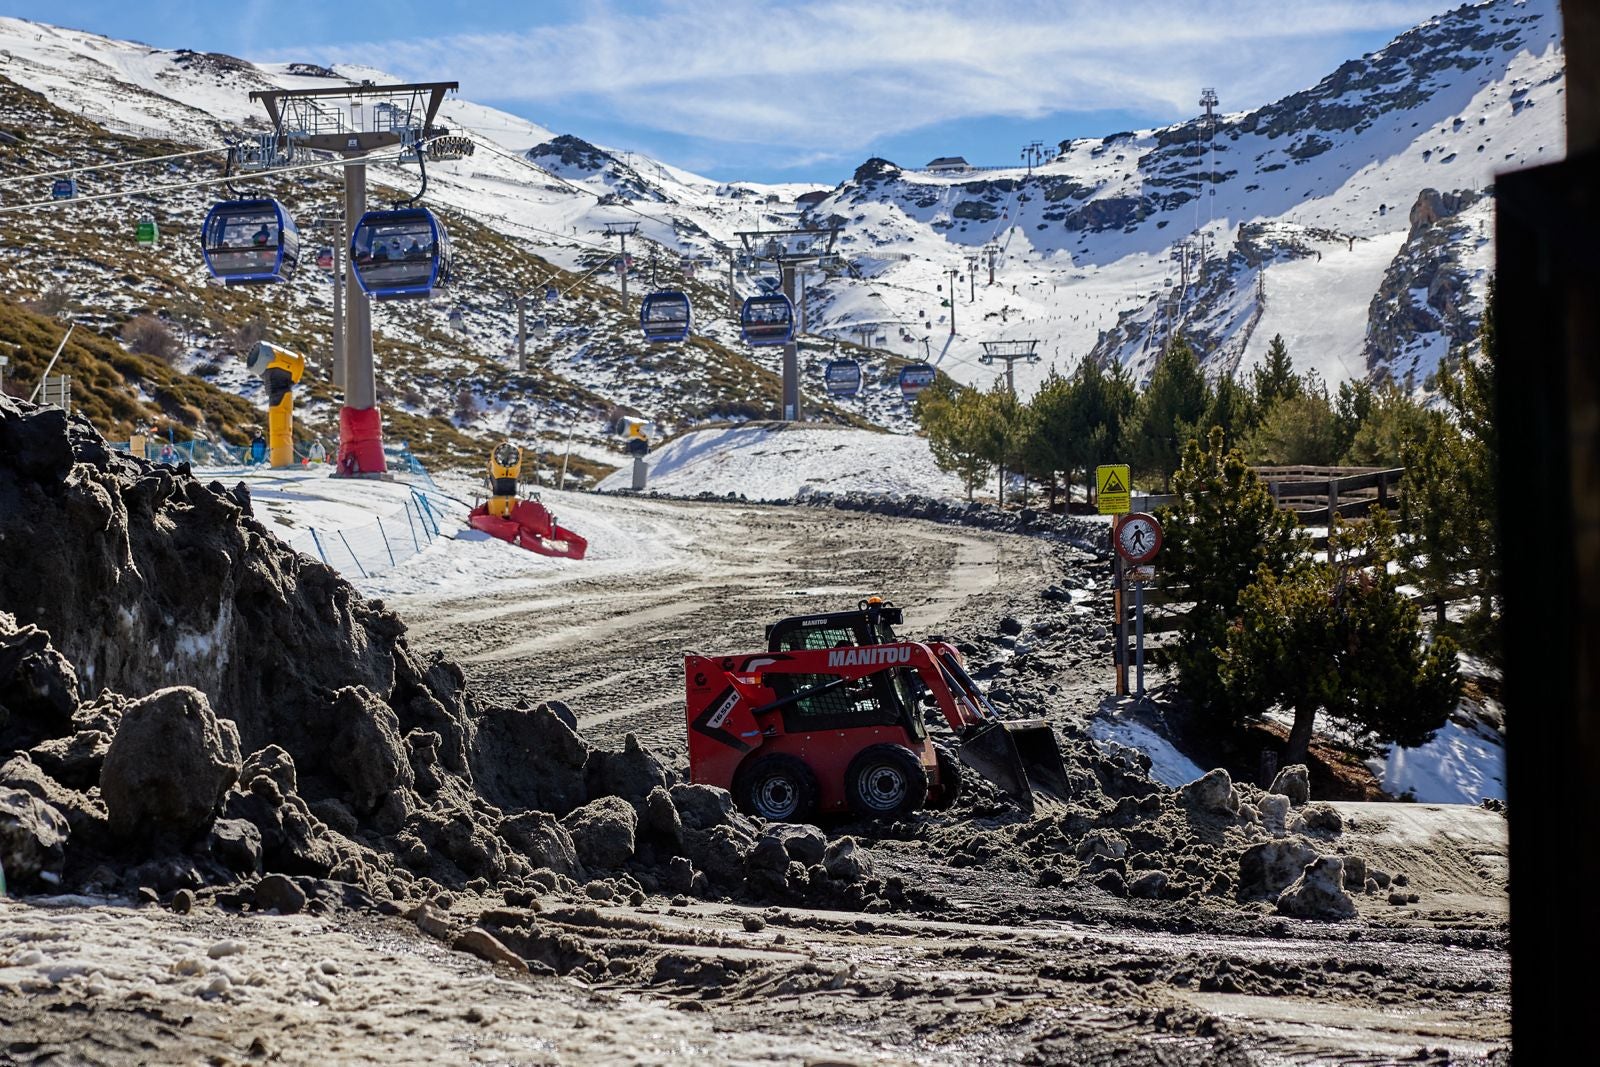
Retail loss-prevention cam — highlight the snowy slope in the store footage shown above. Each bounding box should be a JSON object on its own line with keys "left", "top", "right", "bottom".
{"left": 0, "top": 0, "right": 1565, "bottom": 439}
{"left": 597, "top": 424, "right": 968, "bottom": 501}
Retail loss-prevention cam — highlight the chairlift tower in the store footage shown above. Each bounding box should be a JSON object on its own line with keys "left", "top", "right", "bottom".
{"left": 978, "top": 339, "right": 1041, "bottom": 397}
{"left": 1200, "top": 88, "right": 1220, "bottom": 239}
{"left": 965, "top": 254, "right": 980, "bottom": 301}
{"left": 248, "top": 80, "right": 461, "bottom": 475}
{"left": 1021, "top": 141, "right": 1050, "bottom": 177}
{"left": 600, "top": 222, "right": 639, "bottom": 314}
{"left": 984, "top": 244, "right": 1000, "bottom": 286}
{"left": 734, "top": 225, "right": 841, "bottom": 421}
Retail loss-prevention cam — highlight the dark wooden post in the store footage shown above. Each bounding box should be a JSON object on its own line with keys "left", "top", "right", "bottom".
{"left": 1498, "top": 1, "right": 1598, "bottom": 1044}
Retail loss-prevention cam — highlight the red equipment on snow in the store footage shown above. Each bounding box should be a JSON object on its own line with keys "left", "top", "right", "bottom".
{"left": 686, "top": 598, "right": 1070, "bottom": 820}
{"left": 467, "top": 442, "right": 588, "bottom": 559}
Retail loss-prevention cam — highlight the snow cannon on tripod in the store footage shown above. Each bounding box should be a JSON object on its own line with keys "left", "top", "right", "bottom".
{"left": 467, "top": 442, "right": 588, "bottom": 559}
{"left": 615, "top": 416, "right": 652, "bottom": 490}
{"left": 245, "top": 342, "right": 305, "bottom": 469}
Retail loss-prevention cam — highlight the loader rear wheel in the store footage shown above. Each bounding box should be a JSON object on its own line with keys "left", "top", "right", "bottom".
{"left": 927, "top": 744, "right": 963, "bottom": 810}
{"left": 733, "top": 755, "right": 819, "bottom": 823}
{"left": 845, "top": 744, "right": 929, "bottom": 819}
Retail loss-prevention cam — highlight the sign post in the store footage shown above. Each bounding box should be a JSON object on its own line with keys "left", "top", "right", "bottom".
{"left": 1098, "top": 464, "right": 1133, "bottom": 694}
{"left": 1113, "top": 512, "right": 1164, "bottom": 700}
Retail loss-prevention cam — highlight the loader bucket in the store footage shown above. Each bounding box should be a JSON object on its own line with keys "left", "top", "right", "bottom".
{"left": 957, "top": 718, "right": 1072, "bottom": 812}
{"left": 1003, "top": 718, "right": 1072, "bottom": 800}
{"left": 958, "top": 721, "right": 1038, "bottom": 812}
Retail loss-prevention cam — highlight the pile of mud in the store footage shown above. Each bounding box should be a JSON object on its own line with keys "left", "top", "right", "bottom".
{"left": 0, "top": 398, "right": 885, "bottom": 914}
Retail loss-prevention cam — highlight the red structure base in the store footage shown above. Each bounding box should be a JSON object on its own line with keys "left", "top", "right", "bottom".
{"left": 336, "top": 405, "right": 386, "bottom": 476}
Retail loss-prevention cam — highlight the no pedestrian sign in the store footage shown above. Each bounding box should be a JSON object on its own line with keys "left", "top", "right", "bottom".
{"left": 1097, "top": 464, "right": 1131, "bottom": 515}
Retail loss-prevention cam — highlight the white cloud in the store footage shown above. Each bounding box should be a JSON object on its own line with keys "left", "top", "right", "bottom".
{"left": 293, "top": 0, "right": 1448, "bottom": 151}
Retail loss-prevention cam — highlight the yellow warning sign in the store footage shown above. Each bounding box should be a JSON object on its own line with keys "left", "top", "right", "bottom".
{"left": 1097, "top": 464, "right": 1131, "bottom": 515}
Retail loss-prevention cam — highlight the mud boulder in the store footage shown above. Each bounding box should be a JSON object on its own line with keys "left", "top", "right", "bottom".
{"left": 0, "top": 612, "right": 79, "bottom": 746}
{"left": 1269, "top": 764, "right": 1310, "bottom": 806}
{"left": 823, "top": 837, "right": 876, "bottom": 883}
{"left": 326, "top": 686, "right": 413, "bottom": 823}
{"left": 1276, "top": 856, "right": 1357, "bottom": 920}
{"left": 585, "top": 733, "right": 670, "bottom": 805}
{"left": 562, "top": 796, "right": 637, "bottom": 870}
{"left": 100, "top": 687, "right": 242, "bottom": 841}
{"left": 1258, "top": 793, "right": 1291, "bottom": 836}
{"left": 1237, "top": 838, "right": 1319, "bottom": 899}
{"left": 669, "top": 784, "right": 736, "bottom": 831}
{"left": 470, "top": 703, "right": 589, "bottom": 816}
{"left": 1180, "top": 768, "right": 1240, "bottom": 815}
{"left": 1290, "top": 803, "right": 1344, "bottom": 836}
{"left": 0, "top": 787, "right": 69, "bottom": 890}
{"left": 498, "top": 810, "right": 580, "bottom": 877}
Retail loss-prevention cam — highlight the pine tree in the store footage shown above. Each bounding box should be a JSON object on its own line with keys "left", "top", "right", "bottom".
{"left": 1252, "top": 334, "right": 1301, "bottom": 411}
{"left": 1060, "top": 357, "right": 1135, "bottom": 506}
{"left": 1220, "top": 513, "right": 1460, "bottom": 764}
{"left": 1201, "top": 372, "right": 1255, "bottom": 450}
{"left": 1343, "top": 383, "right": 1432, "bottom": 467}
{"left": 1020, "top": 368, "right": 1075, "bottom": 508}
{"left": 1158, "top": 428, "right": 1306, "bottom": 718}
{"left": 917, "top": 381, "right": 990, "bottom": 500}
{"left": 1131, "top": 335, "right": 1212, "bottom": 490}
{"left": 1332, "top": 379, "right": 1374, "bottom": 459}
{"left": 1243, "top": 385, "right": 1340, "bottom": 466}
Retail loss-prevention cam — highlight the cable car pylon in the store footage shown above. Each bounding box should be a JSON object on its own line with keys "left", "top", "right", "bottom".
{"left": 246, "top": 80, "right": 466, "bottom": 476}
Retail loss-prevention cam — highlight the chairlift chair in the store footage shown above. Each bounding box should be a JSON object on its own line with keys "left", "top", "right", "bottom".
{"left": 898, "top": 363, "right": 936, "bottom": 398}
{"left": 51, "top": 177, "right": 77, "bottom": 200}
{"left": 740, "top": 294, "right": 795, "bottom": 347}
{"left": 544, "top": 285, "right": 560, "bottom": 304}
{"left": 640, "top": 290, "right": 691, "bottom": 343}
{"left": 200, "top": 198, "right": 301, "bottom": 285}
{"left": 824, "top": 358, "right": 862, "bottom": 396}
{"left": 531, "top": 317, "right": 550, "bottom": 339}
{"left": 349, "top": 207, "right": 452, "bottom": 300}
{"left": 448, "top": 307, "right": 466, "bottom": 332}
{"left": 315, "top": 246, "right": 335, "bottom": 272}
{"left": 135, "top": 217, "right": 159, "bottom": 248}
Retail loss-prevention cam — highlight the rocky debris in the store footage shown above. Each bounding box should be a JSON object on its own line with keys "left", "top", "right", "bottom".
{"left": 0, "top": 786, "right": 68, "bottom": 890}
{"left": 1238, "top": 839, "right": 1319, "bottom": 900}
{"left": 254, "top": 873, "right": 308, "bottom": 914}
{"left": 208, "top": 818, "right": 262, "bottom": 875}
{"left": 1181, "top": 769, "right": 1241, "bottom": 815}
{"left": 1268, "top": 764, "right": 1310, "bottom": 806}
{"left": 454, "top": 927, "right": 528, "bottom": 972}
{"left": 562, "top": 796, "right": 638, "bottom": 871}
{"left": 822, "top": 837, "right": 876, "bottom": 883}
{"left": 1291, "top": 803, "right": 1343, "bottom": 836}
{"left": 0, "top": 611, "right": 79, "bottom": 748}
{"left": 1258, "top": 793, "right": 1291, "bottom": 836}
{"left": 100, "top": 687, "right": 242, "bottom": 842}
{"left": 1276, "top": 856, "right": 1357, "bottom": 920}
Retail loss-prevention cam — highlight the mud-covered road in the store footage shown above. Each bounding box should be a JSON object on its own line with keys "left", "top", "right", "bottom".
{"left": 1, "top": 496, "right": 1510, "bottom": 1065}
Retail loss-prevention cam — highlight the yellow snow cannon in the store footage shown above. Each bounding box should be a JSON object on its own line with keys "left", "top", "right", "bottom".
{"left": 245, "top": 342, "right": 306, "bottom": 468}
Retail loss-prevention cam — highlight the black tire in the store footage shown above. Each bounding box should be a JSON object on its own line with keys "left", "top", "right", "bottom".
{"left": 927, "top": 744, "right": 963, "bottom": 810}
{"left": 845, "top": 744, "right": 929, "bottom": 819}
{"left": 733, "top": 754, "right": 820, "bottom": 823}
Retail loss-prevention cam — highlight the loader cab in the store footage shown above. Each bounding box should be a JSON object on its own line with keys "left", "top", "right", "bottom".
{"left": 763, "top": 600, "right": 924, "bottom": 740}
{"left": 764, "top": 600, "right": 903, "bottom": 652}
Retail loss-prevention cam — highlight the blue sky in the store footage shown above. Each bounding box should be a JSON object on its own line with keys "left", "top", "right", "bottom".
{"left": 12, "top": 1, "right": 1448, "bottom": 184}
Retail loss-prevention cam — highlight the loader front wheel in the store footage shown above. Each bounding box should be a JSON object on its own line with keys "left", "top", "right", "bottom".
{"left": 734, "top": 755, "right": 819, "bottom": 823}
{"left": 846, "top": 744, "right": 929, "bottom": 819}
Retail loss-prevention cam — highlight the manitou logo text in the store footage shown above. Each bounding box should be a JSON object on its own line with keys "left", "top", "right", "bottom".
{"left": 826, "top": 645, "right": 912, "bottom": 668}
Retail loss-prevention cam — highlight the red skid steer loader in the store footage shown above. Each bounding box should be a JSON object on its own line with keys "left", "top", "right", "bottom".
{"left": 686, "top": 598, "right": 1071, "bottom": 821}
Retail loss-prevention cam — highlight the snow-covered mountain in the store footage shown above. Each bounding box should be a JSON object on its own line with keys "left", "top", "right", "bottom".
{"left": 0, "top": 0, "right": 1565, "bottom": 463}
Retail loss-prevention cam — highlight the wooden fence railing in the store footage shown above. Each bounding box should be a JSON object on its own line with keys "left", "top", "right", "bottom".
{"left": 1131, "top": 466, "right": 1405, "bottom": 524}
